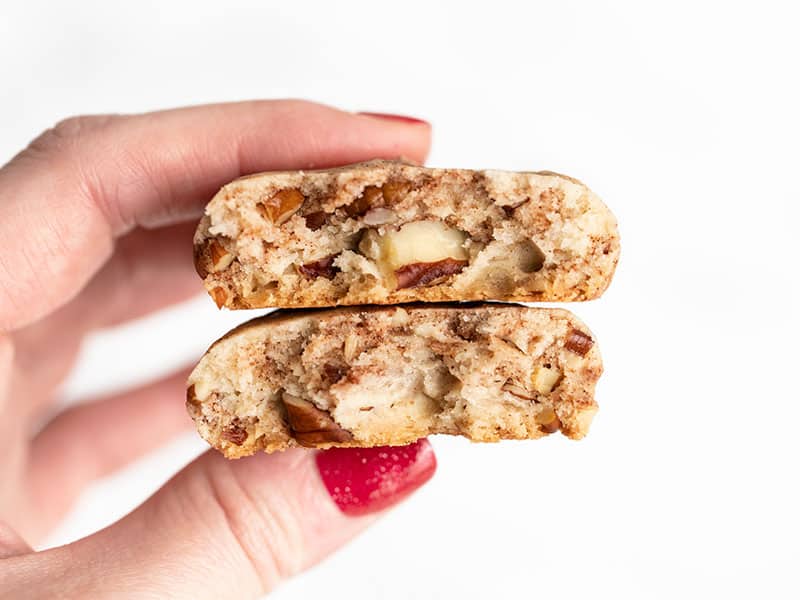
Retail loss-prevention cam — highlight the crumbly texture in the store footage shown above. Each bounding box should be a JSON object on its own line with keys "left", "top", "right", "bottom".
{"left": 187, "top": 303, "right": 603, "bottom": 458}
{"left": 194, "top": 161, "right": 619, "bottom": 309}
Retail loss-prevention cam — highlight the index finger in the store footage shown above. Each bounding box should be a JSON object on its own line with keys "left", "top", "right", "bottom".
{"left": 0, "top": 100, "right": 432, "bottom": 330}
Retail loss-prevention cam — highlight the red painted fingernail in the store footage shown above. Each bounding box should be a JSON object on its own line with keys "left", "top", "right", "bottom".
{"left": 358, "top": 112, "right": 429, "bottom": 126}
{"left": 316, "top": 439, "right": 436, "bottom": 516}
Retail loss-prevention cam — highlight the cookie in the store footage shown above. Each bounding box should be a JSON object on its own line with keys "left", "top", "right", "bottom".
{"left": 194, "top": 160, "right": 619, "bottom": 309}
{"left": 187, "top": 303, "right": 602, "bottom": 458}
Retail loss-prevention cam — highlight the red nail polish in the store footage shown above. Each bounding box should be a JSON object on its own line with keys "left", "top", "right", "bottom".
{"left": 316, "top": 439, "right": 436, "bottom": 516}
{"left": 358, "top": 112, "right": 429, "bottom": 126}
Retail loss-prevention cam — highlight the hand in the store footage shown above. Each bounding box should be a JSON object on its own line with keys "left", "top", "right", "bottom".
{"left": 0, "top": 101, "right": 436, "bottom": 598}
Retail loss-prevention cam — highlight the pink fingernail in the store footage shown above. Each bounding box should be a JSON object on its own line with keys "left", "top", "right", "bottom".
{"left": 358, "top": 112, "right": 429, "bottom": 126}
{"left": 316, "top": 439, "right": 436, "bottom": 516}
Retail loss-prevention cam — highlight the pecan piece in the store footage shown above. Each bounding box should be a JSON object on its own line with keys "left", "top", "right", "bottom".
{"left": 345, "top": 185, "right": 382, "bottom": 217}
{"left": 297, "top": 254, "right": 340, "bottom": 280}
{"left": 322, "top": 362, "right": 348, "bottom": 385}
{"left": 304, "top": 211, "right": 327, "bottom": 230}
{"left": 564, "top": 329, "right": 594, "bottom": 356}
{"left": 210, "top": 286, "right": 228, "bottom": 308}
{"left": 395, "top": 258, "right": 467, "bottom": 289}
{"left": 346, "top": 181, "right": 410, "bottom": 217}
{"left": 207, "top": 239, "right": 235, "bottom": 272}
{"left": 531, "top": 365, "right": 562, "bottom": 394}
{"left": 535, "top": 406, "right": 561, "bottom": 434}
{"left": 258, "top": 188, "right": 304, "bottom": 224}
{"left": 195, "top": 237, "right": 235, "bottom": 278}
{"left": 221, "top": 423, "right": 248, "bottom": 446}
{"left": 294, "top": 429, "right": 354, "bottom": 446}
{"left": 282, "top": 393, "right": 353, "bottom": 447}
{"left": 186, "top": 384, "right": 199, "bottom": 408}
{"left": 502, "top": 380, "right": 536, "bottom": 401}
{"left": 380, "top": 180, "right": 411, "bottom": 204}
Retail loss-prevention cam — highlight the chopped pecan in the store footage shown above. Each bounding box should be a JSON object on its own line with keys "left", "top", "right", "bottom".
{"left": 294, "top": 429, "right": 354, "bottom": 446}
{"left": 564, "top": 329, "right": 594, "bottom": 356}
{"left": 380, "top": 180, "right": 411, "bottom": 204}
{"left": 298, "top": 254, "right": 340, "bottom": 280}
{"left": 221, "top": 423, "right": 248, "bottom": 445}
{"left": 258, "top": 188, "right": 304, "bottom": 224}
{"left": 195, "top": 237, "right": 235, "bottom": 278}
{"left": 346, "top": 185, "right": 382, "bottom": 217}
{"left": 502, "top": 380, "right": 536, "bottom": 400}
{"left": 531, "top": 365, "right": 562, "bottom": 393}
{"left": 395, "top": 258, "right": 467, "bottom": 289}
{"left": 322, "top": 363, "right": 348, "bottom": 384}
{"left": 304, "top": 211, "right": 327, "bottom": 230}
{"left": 210, "top": 286, "right": 228, "bottom": 308}
{"left": 186, "top": 384, "right": 199, "bottom": 408}
{"left": 346, "top": 181, "right": 411, "bottom": 218}
{"left": 207, "top": 239, "right": 234, "bottom": 272}
{"left": 535, "top": 406, "right": 561, "bottom": 434}
{"left": 282, "top": 393, "right": 353, "bottom": 447}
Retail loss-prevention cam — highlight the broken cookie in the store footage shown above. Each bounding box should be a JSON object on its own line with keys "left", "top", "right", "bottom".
{"left": 193, "top": 160, "right": 619, "bottom": 309}
{"left": 186, "top": 303, "right": 602, "bottom": 458}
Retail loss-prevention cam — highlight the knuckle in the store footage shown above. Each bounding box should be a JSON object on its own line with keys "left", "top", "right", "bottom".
{"left": 201, "top": 460, "right": 307, "bottom": 592}
{"left": 26, "top": 114, "right": 118, "bottom": 158}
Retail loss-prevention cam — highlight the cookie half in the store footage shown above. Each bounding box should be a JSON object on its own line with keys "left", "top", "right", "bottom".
{"left": 194, "top": 160, "right": 619, "bottom": 309}
{"left": 187, "top": 303, "right": 602, "bottom": 458}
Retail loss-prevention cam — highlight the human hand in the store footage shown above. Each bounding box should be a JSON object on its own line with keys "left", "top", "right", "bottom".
{"left": 0, "top": 101, "right": 436, "bottom": 598}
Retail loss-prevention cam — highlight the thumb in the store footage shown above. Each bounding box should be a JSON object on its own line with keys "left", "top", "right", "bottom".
{"left": 3, "top": 441, "right": 435, "bottom": 599}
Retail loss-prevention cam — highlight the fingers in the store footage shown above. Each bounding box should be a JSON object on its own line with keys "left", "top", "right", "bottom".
{"left": 0, "top": 520, "right": 31, "bottom": 559}
{"left": 6, "top": 442, "right": 435, "bottom": 598}
{"left": 12, "top": 222, "right": 199, "bottom": 384}
{"left": 0, "top": 335, "right": 13, "bottom": 414}
{"left": 22, "top": 369, "right": 192, "bottom": 541}
{"left": 0, "top": 101, "right": 431, "bottom": 330}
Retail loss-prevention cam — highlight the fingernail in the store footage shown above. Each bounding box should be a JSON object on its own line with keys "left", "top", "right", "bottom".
{"left": 316, "top": 439, "right": 436, "bottom": 516}
{"left": 358, "top": 112, "right": 429, "bottom": 126}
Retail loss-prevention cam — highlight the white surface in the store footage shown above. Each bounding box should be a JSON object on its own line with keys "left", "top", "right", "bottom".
{"left": 2, "top": 1, "right": 799, "bottom": 598}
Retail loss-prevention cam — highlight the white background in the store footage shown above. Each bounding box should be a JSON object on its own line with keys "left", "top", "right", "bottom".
{"left": 2, "top": 1, "right": 798, "bottom": 598}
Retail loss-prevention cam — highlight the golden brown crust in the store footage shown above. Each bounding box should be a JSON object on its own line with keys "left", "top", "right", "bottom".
{"left": 193, "top": 160, "right": 619, "bottom": 309}
{"left": 187, "top": 303, "right": 602, "bottom": 458}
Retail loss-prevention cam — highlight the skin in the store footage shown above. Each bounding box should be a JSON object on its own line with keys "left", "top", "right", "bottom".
{"left": 0, "top": 101, "right": 432, "bottom": 598}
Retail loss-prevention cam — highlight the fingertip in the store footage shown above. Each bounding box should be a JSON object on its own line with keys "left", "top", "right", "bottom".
{"left": 316, "top": 439, "right": 437, "bottom": 517}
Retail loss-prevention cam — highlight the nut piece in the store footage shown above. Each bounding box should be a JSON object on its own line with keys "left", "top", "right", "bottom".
{"left": 357, "top": 229, "right": 382, "bottom": 260}
{"left": 343, "top": 333, "right": 360, "bottom": 362}
{"left": 395, "top": 258, "right": 467, "bottom": 289}
{"left": 258, "top": 188, "right": 304, "bottom": 224}
{"left": 359, "top": 220, "right": 469, "bottom": 288}
{"left": 282, "top": 393, "right": 353, "bottom": 447}
{"left": 346, "top": 185, "right": 383, "bottom": 217}
{"left": 322, "top": 363, "right": 348, "bottom": 384}
{"left": 221, "top": 423, "right": 248, "bottom": 445}
{"left": 297, "top": 254, "right": 340, "bottom": 280}
{"left": 380, "top": 180, "right": 411, "bottom": 204}
{"left": 362, "top": 207, "right": 397, "bottom": 226}
{"left": 207, "top": 239, "right": 235, "bottom": 272}
{"left": 186, "top": 384, "right": 200, "bottom": 408}
{"left": 564, "top": 329, "right": 594, "bottom": 356}
{"left": 293, "top": 429, "right": 353, "bottom": 446}
{"left": 380, "top": 221, "right": 468, "bottom": 269}
{"left": 195, "top": 237, "right": 235, "bottom": 278}
{"left": 304, "top": 211, "right": 327, "bottom": 230}
{"left": 531, "top": 365, "right": 562, "bottom": 394}
{"left": 535, "top": 406, "right": 561, "bottom": 434}
{"left": 345, "top": 181, "right": 411, "bottom": 217}
{"left": 502, "top": 380, "right": 536, "bottom": 400}
{"left": 210, "top": 286, "right": 228, "bottom": 308}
